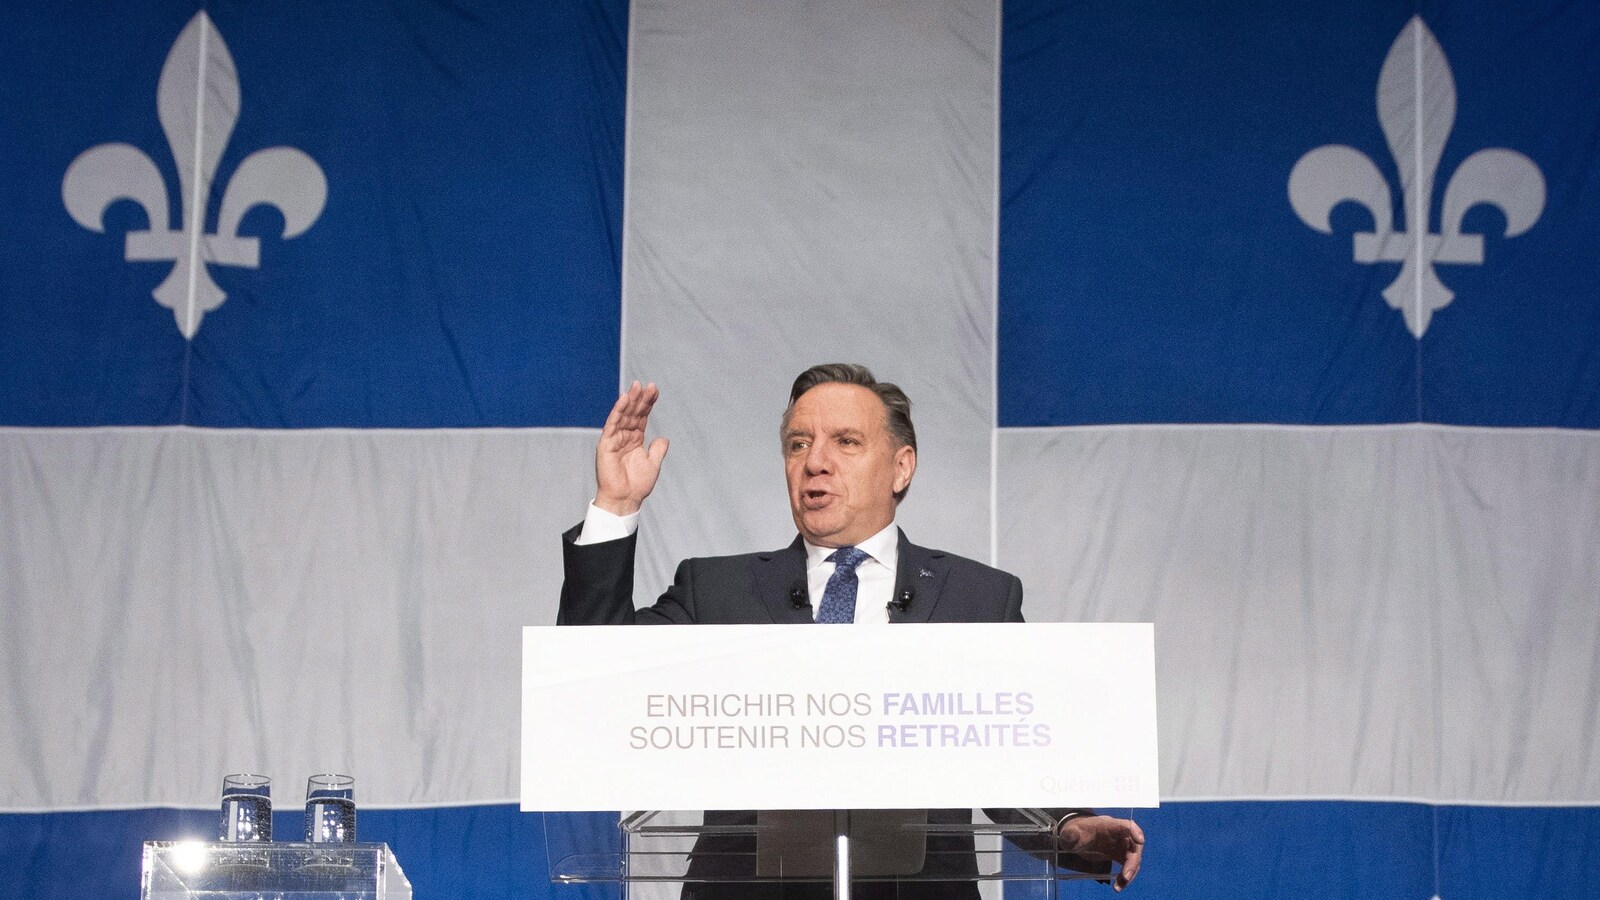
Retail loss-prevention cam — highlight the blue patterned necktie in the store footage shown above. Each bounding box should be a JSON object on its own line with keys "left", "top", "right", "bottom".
{"left": 816, "top": 546, "right": 871, "bottom": 624}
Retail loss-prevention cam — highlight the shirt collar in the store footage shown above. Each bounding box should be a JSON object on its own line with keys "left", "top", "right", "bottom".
{"left": 803, "top": 521, "right": 899, "bottom": 573}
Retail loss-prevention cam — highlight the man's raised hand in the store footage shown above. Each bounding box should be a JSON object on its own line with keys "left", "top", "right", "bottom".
{"left": 594, "top": 381, "right": 669, "bottom": 516}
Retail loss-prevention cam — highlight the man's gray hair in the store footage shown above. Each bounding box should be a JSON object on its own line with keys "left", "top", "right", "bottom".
{"left": 782, "top": 363, "right": 916, "bottom": 502}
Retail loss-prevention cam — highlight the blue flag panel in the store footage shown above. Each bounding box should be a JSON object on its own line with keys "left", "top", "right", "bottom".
{"left": 1000, "top": 0, "right": 1600, "bottom": 427}
{"left": 6, "top": 802, "right": 1598, "bottom": 900}
{"left": 0, "top": 1, "right": 625, "bottom": 427}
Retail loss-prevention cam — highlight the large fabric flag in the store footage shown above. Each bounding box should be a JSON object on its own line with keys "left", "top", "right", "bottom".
{"left": 2, "top": 2, "right": 1596, "bottom": 899}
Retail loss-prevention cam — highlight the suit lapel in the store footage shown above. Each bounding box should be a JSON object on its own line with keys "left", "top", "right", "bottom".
{"left": 889, "top": 529, "right": 946, "bottom": 623}
{"left": 752, "top": 536, "right": 813, "bottom": 624}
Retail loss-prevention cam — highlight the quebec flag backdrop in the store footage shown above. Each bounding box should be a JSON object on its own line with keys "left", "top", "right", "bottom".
{"left": 2, "top": 1, "right": 1598, "bottom": 899}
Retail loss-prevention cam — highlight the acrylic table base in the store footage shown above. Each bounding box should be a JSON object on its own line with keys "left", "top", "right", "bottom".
{"left": 141, "top": 841, "right": 411, "bottom": 900}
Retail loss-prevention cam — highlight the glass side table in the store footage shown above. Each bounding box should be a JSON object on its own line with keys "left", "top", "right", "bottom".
{"left": 142, "top": 841, "right": 411, "bottom": 900}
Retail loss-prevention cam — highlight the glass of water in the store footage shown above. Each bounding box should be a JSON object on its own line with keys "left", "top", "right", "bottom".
{"left": 219, "top": 774, "right": 272, "bottom": 842}
{"left": 305, "top": 774, "right": 356, "bottom": 843}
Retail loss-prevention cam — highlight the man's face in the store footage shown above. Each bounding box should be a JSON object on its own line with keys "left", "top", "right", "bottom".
{"left": 782, "top": 382, "right": 916, "bottom": 548}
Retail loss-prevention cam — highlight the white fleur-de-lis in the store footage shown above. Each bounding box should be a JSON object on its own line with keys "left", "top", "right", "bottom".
{"left": 62, "top": 11, "right": 326, "bottom": 339}
{"left": 1288, "top": 16, "right": 1545, "bottom": 338}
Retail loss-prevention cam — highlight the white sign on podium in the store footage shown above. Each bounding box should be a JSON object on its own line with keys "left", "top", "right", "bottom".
{"left": 522, "top": 622, "right": 1157, "bottom": 811}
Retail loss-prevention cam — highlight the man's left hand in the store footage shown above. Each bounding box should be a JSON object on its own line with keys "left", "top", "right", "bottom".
{"left": 1058, "top": 814, "right": 1145, "bottom": 891}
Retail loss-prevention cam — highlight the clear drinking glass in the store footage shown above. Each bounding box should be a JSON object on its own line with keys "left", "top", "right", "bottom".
{"left": 305, "top": 774, "right": 356, "bottom": 843}
{"left": 219, "top": 774, "right": 273, "bottom": 842}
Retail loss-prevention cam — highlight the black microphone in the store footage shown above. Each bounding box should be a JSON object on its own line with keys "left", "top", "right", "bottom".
{"left": 789, "top": 581, "right": 810, "bottom": 609}
{"left": 890, "top": 587, "right": 915, "bottom": 612}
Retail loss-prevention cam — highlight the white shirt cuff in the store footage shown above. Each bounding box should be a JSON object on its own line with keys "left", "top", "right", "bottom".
{"left": 575, "top": 501, "right": 639, "bottom": 545}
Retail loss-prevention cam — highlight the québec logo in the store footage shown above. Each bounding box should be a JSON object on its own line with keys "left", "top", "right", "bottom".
{"left": 1289, "top": 16, "right": 1544, "bottom": 338}
{"left": 62, "top": 11, "right": 327, "bottom": 339}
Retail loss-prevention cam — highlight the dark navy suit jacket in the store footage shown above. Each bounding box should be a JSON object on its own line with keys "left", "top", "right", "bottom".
{"left": 558, "top": 525, "right": 1023, "bottom": 627}
{"left": 556, "top": 525, "right": 1105, "bottom": 900}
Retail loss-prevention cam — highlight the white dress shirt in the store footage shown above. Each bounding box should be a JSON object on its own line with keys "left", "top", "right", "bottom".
{"left": 802, "top": 521, "right": 897, "bottom": 624}
{"left": 577, "top": 502, "right": 898, "bottom": 623}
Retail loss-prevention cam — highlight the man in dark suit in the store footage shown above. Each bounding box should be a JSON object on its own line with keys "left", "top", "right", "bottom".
{"left": 558, "top": 364, "right": 1145, "bottom": 896}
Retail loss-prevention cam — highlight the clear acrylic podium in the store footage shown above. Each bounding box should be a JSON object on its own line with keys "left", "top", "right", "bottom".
{"left": 141, "top": 841, "right": 412, "bottom": 900}
{"left": 544, "top": 809, "right": 1103, "bottom": 900}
